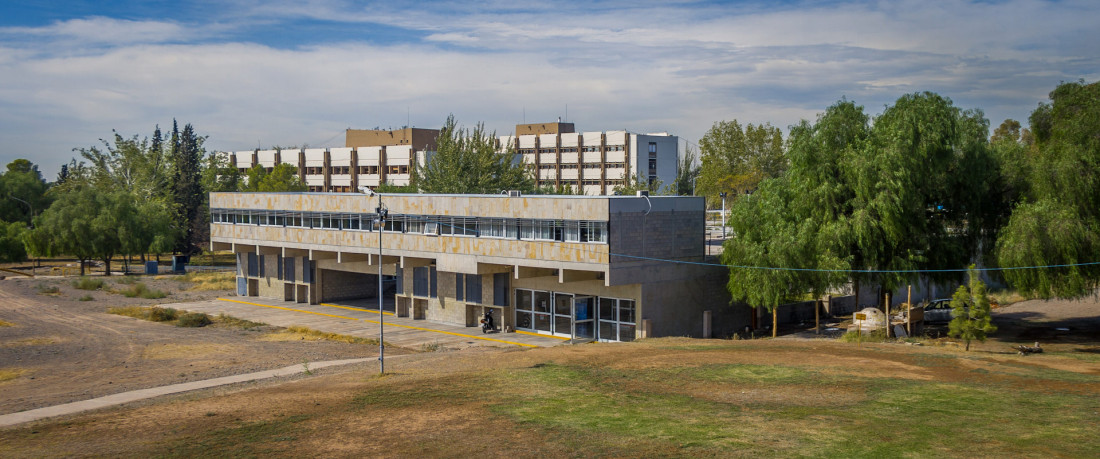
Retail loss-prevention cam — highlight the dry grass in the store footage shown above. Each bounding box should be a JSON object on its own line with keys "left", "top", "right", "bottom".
{"left": 262, "top": 326, "right": 379, "bottom": 345}
{"left": 0, "top": 368, "right": 28, "bottom": 383}
{"left": 141, "top": 343, "right": 232, "bottom": 360}
{"left": 179, "top": 271, "right": 236, "bottom": 291}
{"left": 214, "top": 313, "right": 266, "bottom": 329}
{"left": 108, "top": 305, "right": 178, "bottom": 322}
{"left": 0, "top": 319, "right": 13, "bottom": 327}
{"left": 989, "top": 288, "right": 1032, "bottom": 307}
{"left": 2, "top": 337, "right": 60, "bottom": 347}
{"left": 2, "top": 339, "right": 1099, "bottom": 457}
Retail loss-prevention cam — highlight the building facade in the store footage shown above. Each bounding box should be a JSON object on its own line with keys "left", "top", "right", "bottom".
{"left": 209, "top": 192, "right": 743, "bottom": 341}
{"left": 221, "top": 127, "right": 439, "bottom": 192}
{"left": 499, "top": 122, "right": 680, "bottom": 196}
{"left": 219, "top": 123, "right": 680, "bottom": 196}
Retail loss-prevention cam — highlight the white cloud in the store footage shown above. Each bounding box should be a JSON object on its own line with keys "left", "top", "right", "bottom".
{"left": 0, "top": 0, "right": 1097, "bottom": 178}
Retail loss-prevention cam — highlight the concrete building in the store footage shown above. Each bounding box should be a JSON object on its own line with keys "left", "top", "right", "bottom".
{"left": 220, "top": 122, "right": 681, "bottom": 196}
{"left": 499, "top": 122, "right": 680, "bottom": 196}
{"left": 209, "top": 192, "right": 742, "bottom": 341}
{"left": 222, "top": 127, "right": 439, "bottom": 192}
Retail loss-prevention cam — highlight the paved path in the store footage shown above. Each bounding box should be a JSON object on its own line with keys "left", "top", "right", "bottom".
{"left": 0, "top": 358, "right": 370, "bottom": 428}
{"left": 177, "top": 297, "right": 568, "bottom": 350}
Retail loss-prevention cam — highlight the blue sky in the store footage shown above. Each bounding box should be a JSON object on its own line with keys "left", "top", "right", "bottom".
{"left": 1, "top": 0, "right": 1097, "bottom": 179}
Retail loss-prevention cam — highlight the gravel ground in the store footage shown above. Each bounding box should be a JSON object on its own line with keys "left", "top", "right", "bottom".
{"left": 0, "top": 275, "right": 405, "bottom": 414}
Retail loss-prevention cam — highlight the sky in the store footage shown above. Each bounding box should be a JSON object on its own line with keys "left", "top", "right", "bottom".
{"left": 1, "top": 0, "right": 1097, "bottom": 180}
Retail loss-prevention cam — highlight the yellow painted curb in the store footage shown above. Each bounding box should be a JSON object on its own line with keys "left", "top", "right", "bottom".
{"left": 218, "top": 298, "right": 539, "bottom": 348}
{"left": 320, "top": 302, "right": 394, "bottom": 316}
{"left": 515, "top": 329, "right": 570, "bottom": 340}
{"left": 217, "top": 298, "right": 359, "bottom": 321}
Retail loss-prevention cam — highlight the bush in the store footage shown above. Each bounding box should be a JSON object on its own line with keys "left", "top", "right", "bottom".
{"left": 839, "top": 329, "right": 889, "bottom": 343}
{"left": 37, "top": 284, "right": 59, "bottom": 294}
{"left": 78, "top": 294, "right": 94, "bottom": 301}
{"left": 121, "top": 282, "right": 168, "bottom": 299}
{"left": 177, "top": 312, "right": 212, "bottom": 327}
{"left": 147, "top": 306, "right": 178, "bottom": 322}
{"left": 73, "top": 277, "right": 105, "bottom": 290}
{"left": 215, "top": 313, "right": 266, "bottom": 329}
{"left": 114, "top": 275, "right": 138, "bottom": 285}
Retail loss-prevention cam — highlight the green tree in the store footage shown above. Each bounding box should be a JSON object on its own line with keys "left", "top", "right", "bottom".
{"left": 0, "top": 221, "right": 28, "bottom": 262}
{"left": 168, "top": 121, "right": 206, "bottom": 255}
{"left": 996, "top": 80, "right": 1100, "bottom": 298}
{"left": 722, "top": 100, "right": 864, "bottom": 335}
{"left": 612, "top": 174, "right": 667, "bottom": 196}
{"left": 672, "top": 145, "right": 700, "bottom": 196}
{"left": 0, "top": 159, "right": 51, "bottom": 225}
{"left": 414, "top": 115, "right": 533, "bottom": 194}
{"left": 696, "top": 120, "right": 785, "bottom": 208}
{"left": 240, "top": 163, "right": 306, "bottom": 192}
{"left": 201, "top": 152, "right": 241, "bottom": 193}
{"left": 948, "top": 268, "right": 997, "bottom": 351}
{"left": 29, "top": 187, "right": 102, "bottom": 275}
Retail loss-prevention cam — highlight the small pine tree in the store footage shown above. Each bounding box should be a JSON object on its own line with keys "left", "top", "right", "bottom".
{"left": 948, "top": 267, "right": 997, "bottom": 351}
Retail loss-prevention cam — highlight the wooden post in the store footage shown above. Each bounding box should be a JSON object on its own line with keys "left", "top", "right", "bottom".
{"left": 703, "top": 310, "right": 712, "bottom": 339}
{"left": 885, "top": 292, "right": 892, "bottom": 338}
{"left": 772, "top": 306, "right": 778, "bottom": 338}
{"left": 815, "top": 299, "right": 821, "bottom": 334}
{"left": 906, "top": 285, "right": 913, "bottom": 336}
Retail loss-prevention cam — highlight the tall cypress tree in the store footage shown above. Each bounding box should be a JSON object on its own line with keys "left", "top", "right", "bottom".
{"left": 168, "top": 120, "right": 205, "bottom": 255}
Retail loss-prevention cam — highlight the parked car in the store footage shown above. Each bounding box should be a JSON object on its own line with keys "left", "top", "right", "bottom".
{"left": 922, "top": 299, "right": 956, "bottom": 323}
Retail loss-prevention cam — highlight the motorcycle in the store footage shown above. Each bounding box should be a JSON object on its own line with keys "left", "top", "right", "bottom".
{"left": 480, "top": 311, "right": 495, "bottom": 334}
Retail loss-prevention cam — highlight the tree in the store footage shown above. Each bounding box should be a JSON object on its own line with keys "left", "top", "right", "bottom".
{"left": 414, "top": 115, "right": 533, "bottom": 194}
{"left": 722, "top": 94, "right": 1001, "bottom": 334}
{"left": 168, "top": 121, "right": 206, "bottom": 255}
{"left": 29, "top": 187, "right": 102, "bottom": 276}
{"left": 722, "top": 100, "right": 864, "bottom": 335}
{"left": 0, "top": 159, "right": 51, "bottom": 225}
{"left": 239, "top": 163, "right": 306, "bottom": 192}
{"left": 948, "top": 267, "right": 997, "bottom": 351}
{"left": 0, "top": 221, "right": 28, "bottom": 262}
{"left": 201, "top": 152, "right": 241, "bottom": 193}
{"left": 612, "top": 174, "right": 667, "bottom": 196}
{"left": 696, "top": 120, "right": 785, "bottom": 208}
{"left": 672, "top": 145, "right": 700, "bottom": 196}
{"left": 996, "top": 80, "right": 1100, "bottom": 298}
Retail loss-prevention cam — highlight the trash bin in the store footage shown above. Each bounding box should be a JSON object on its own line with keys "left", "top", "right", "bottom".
{"left": 144, "top": 261, "right": 158, "bottom": 275}
{"left": 171, "top": 255, "right": 189, "bottom": 274}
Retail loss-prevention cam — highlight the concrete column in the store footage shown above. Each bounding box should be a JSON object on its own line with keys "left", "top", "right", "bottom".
{"left": 703, "top": 310, "right": 712, "bottom": 338}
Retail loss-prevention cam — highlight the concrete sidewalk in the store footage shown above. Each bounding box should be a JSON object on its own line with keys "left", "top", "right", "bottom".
{"left": 176, "top": 296, "right": 569, "bottom": 350}
{"left": 0, "top": 358, "right": 370, "bottom": 428}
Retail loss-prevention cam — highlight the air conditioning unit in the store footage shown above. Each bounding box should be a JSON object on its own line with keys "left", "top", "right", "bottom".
{"left": 636, "top": 190, "right": 649, "bottom": 197}
{"left": 507, "top": 190, "right": 522, "bottom": 197}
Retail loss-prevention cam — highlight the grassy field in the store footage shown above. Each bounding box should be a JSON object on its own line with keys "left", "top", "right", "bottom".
{"left": 2, "top": 338, "right": 1097, "bottom": 457}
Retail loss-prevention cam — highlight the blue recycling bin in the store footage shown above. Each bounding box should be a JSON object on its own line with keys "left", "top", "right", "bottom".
{"left": 144, "top": 261, "right": 158, "bottom": 275}
{"left": 171, "top": 255, "right": 188, "bottom": 274}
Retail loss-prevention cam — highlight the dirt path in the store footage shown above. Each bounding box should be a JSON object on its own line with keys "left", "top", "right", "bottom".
{"left": 0, "top": 277, "right": 408, "bottom": 414}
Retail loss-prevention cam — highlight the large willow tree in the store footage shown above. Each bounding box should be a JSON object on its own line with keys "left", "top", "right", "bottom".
{"left": 996, "top": 80, "right": 1100, "bottom": 298}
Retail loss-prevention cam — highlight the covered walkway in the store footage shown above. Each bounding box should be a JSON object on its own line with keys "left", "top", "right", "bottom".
{"left": 175, "top": 297, "right": 569, "bottom": 349}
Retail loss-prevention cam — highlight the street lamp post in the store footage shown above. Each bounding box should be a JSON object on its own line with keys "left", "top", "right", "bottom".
{"left": 361, "top": 186, "right": 388, "bottom": 375}
{"left": 375, "top": 195, "right": 387, "bottom": 375}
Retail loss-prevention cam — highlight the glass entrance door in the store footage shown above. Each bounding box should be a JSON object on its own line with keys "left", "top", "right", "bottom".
{"left": 573, "top": 296, "right": 595, "bottom": 340}
{"left": 552, "top": 293, "right": 573, "bottom": 337}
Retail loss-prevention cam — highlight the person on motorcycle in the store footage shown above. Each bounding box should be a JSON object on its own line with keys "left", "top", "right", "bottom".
{"left": 482, "top": 310, "right": 495, "bottom": 333}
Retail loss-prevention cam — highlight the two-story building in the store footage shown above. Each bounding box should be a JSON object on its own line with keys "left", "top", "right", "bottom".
{"left": 209, "top": 191, "right": 744, "bottom": 341}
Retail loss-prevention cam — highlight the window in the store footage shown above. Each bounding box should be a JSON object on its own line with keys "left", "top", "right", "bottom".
{"left": 455, "top": 273, "right": 464, "bottom": 301}
{"left": 598, "top": 297, "right": 636, "bottom": 342}
{"left": 648, "top": 142, "right": 657, "bottom": 154}
{"left": 493, "top": 273, "right": 508, "bottom": 306}
{"left": 465, "top": 274, "right": 482, "bottom": 304}
{"left": 359, "top": 165, "right": 379, "bottom": 175}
